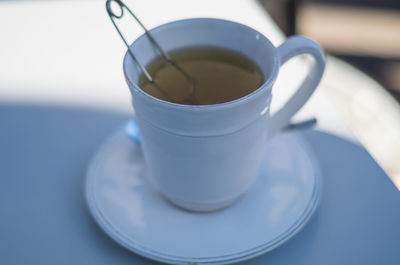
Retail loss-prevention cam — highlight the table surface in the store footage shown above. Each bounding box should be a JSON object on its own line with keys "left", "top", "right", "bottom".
{"left": 0, "top": 0, "right": 399, "bottom": 264}
{"left": 1, "top": 105, "right": 400, "bottom": 265}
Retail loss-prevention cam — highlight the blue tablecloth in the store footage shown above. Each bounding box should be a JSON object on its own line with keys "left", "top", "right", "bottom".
{"left": 1, "top": 104, "right": 399, "bottom": 264}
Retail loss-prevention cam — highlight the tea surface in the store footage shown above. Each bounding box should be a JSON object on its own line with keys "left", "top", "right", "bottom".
{"left": 139, "top": 46, "right": 264, "bottom": 105}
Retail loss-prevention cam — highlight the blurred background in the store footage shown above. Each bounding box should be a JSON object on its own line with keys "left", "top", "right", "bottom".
{"left": 259, "top": 0, "right": 400, "bottom": 187}
{"left": 0, "top": 0, "right": 399, "bottom": 186}
{"left": 259, "top": 0, "right": 400, "bottom": 102}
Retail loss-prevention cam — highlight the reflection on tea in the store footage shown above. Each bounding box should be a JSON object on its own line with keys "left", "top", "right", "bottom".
{"left": 139, "top": 46, "right": 264, "bottom": 105}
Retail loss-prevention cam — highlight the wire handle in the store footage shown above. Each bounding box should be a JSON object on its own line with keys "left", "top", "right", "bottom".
{"left": 105, "top": 0, "right": 198, "bottom": 104}
{"left": 106, "top": 0, "right": 171, "bottom": 82}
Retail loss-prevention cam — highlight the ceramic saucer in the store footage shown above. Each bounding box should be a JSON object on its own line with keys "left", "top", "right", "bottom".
{"left": 85, "top": 125, "right": 322, "bottom": 265}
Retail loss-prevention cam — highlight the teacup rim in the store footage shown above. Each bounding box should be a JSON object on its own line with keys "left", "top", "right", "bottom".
{"left": 123, "top": 17, "right": 279, "bottom": 111}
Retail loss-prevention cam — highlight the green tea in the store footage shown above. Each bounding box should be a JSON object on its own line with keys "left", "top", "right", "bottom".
{"left": 139, "top": 46, "right": 264, "bottom": 105}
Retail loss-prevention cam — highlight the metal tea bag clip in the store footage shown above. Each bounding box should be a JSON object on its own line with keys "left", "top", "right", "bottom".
{"left": 105, "top": 0, "right": 197, "bottom": 104}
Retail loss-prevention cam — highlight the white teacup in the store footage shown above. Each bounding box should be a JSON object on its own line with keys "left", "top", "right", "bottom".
{"left": 123, "top": 18, "right": 325, "bottom": 212}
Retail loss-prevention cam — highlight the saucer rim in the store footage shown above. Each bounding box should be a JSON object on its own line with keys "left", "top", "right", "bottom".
{"left": 85, "top": 127, "right": 322, "bottom": 264}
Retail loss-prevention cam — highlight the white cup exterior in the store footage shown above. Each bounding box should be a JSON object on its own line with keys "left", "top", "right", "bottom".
{"left": 123, "top": 18, "right": 325, "bottom": 211}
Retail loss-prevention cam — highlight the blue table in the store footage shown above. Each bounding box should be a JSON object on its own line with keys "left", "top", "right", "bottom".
{"left": 1, "top": 104, "right": 399, "bottom": 264}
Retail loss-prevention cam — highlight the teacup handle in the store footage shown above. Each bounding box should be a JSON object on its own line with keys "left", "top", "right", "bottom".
{"left": 268, "top": 36, "right": 325, "bottom": 138}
